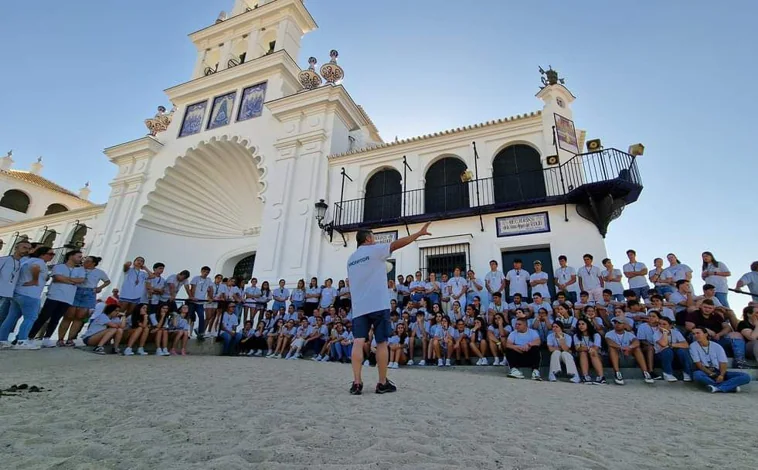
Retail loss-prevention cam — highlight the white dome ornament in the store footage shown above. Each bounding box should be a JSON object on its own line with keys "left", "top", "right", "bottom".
{"left": 320, "top": 50, "right": 344, "bottom": 85}
{"left": 298, "top": 57, "right": 323, "bottom": 90}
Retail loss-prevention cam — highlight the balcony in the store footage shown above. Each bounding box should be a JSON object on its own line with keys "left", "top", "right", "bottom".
{"left": 331, "top": 148, "right": 642, "bottom": 236}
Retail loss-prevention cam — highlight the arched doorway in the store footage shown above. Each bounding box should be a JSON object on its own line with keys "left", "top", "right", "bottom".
{"left": 233, "top": 254, "right": 256, "bottom": 280}
{"left": 363, "top": 168, "right": 402, "bottom": 223}
{"left": 492, "top": 144, "right": 546, "bottom": 204}
{"left": 424, "top": 157, "right": 469, "bottom": 214}
{"left": 0, "top": 189, "right": 30, "bottom": 213}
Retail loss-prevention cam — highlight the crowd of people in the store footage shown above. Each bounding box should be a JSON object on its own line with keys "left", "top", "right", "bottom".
{"left": 0, "top": 240, "right": 756, "bottom": 393}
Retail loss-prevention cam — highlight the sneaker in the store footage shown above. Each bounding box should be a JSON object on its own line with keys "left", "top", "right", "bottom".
{"left": 643, "top": 371, "right": 655, "bottom": 384}
{"left": 137, "top": 347, "right": 148, "bottom": 356}
{"left": 0, "top": 341, "right": 12, "bottom": 349}
{"left": 735, "top": 386, "right": 742, "bottom": 393}
{"left": 707, "top": 384, "right": 719, "bottom": 393}
{"left": 13, "top": 341, "right": 41, "bottom": 350}
{"left": 501, "top": 360, "right": 509, "bottom": 367}
{"left": 682, "top": 373, "right": 692, "bottom": 382}
{"left": 41, "top": 338, "right": 58, "bottom": 348}
{"left": 570, "top": 375, "right": 582, "bottom": 384}
{"left": 493, "top": 358, "right": 501, "bottom": 366}
{"left": 662, "top": 372, "right": 678, "bottom": 382}
{"left": 735, "top": 360, "right": 748, "bottom": 369}
{"left": 407, "top": 359, "right": 414, "bottom": 366}
{"left": 265, "top": 352, "right": 275, "bottom": 358}
{"left": 508, "top": 368, "right": 524, "bottom": 379}
{"left": 532, "top": 370, "right": 542, "bottom": 381}
{"left": 614, "top": 371, "right": 625, "bottom": 385}
{"left": 320, "top": 356, "right": 329, "bottom": 362}
{"left": 445, "top": 359, "right": 451, "bottom": 367}
{"left": 375, "top": 379, "right": 397, "bottom": 394}
{"left": 596, "top": 376, "right": 608, "bottom": 385}
{"left": 548, "top": 372, "right": 557, "bottom": 382}
{"left": 123, "top": 347, "right": 134, "bottom": 356}
{"left": 93, "top": 346, "right": 106, "bottom": 355}
{"left": 266, "top": 350, "right": 273, "bottom": 356}
{"left": 247, "top": 350, "right": 256, "bottom": 356}
{"left": 418, "top": 360, "right": 425, "bottom": 366}
{"left": 112, "top": 347, "right": 121, "bottom": 355}
{"left": 274, "top": 354, "right": 281, "bottom": 359}
{"left": 349, "top": 382, "right": 364, "bottom": 395}
{"left": 584, "top": 375, "right": 594, "bottom": 384}
{"left": 362, "top": 359, "right": 369, "bottom": 366}
{"left": 437, "top": 359, "right": 444, "bottom": 367}
{"left": 312, "top": 354, "right": 322, "bottom": 361}
{"left": 254, "top": 350, "right": 263, "bottom": 357}
{"left": 652, "top": 373, "right": 664, "bottom": 381}
{"left": 481, "top": 358, "right": 489, "bottom": 366}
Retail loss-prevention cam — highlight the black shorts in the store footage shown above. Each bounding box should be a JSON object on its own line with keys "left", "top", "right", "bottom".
{"left": 352, "top": 309, "right": 391, "bottom": 344}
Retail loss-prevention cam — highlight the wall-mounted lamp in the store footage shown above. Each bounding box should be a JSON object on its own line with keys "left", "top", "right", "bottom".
{"left": 314, "top": 199, "right": 346, "bottom": 247}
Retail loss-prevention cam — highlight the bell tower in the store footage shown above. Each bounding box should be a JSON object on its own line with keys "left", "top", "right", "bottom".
{"left": 189, "top": 0, "right": 317, "bottom": 80}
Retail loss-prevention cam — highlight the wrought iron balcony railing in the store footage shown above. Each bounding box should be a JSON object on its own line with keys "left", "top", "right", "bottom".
{"left": 331, "top": 148, "right": 642, "bottom": 231}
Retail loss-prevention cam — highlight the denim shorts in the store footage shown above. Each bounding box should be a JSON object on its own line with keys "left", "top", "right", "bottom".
{"left": 120, "top": 297, "right": 141, "bottom": 304}
{"left": 352, "top": 309, "right": 391, "bottom": 343}
{"left": 73, "top": 288, "right": 96, "bottom": 309}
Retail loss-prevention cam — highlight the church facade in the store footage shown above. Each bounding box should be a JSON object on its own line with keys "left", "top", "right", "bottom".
{"left": 0, "top": 0, "right": 643, "bottom": 297}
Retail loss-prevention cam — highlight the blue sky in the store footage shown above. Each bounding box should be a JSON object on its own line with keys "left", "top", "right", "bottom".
{"left": 1, "top": 0, "right": 756, "bottom": 310}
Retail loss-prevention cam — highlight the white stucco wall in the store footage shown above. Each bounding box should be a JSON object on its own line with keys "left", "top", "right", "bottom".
{"left": 0, "top": 174, "right": 92, "bottom": 225}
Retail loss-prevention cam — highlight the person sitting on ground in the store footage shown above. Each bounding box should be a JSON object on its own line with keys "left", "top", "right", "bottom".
{"left": 531, "top": 307, "right": 552, "bottom": 344}
{"left": 320, "top": 320, "right": 344, "bottom": 362}
{"left": 528, "top": 292, "right": 553, "bottom": 318}
{"left": 463, "top": 304, "right": 477, "bottom": 327}
{"left": 265, "top": 319, "right": 284, "bottom": 357}
{"left": 647, "top": 294, "right": 675, "bottom": 323}
{"left": 307, "top": 316, "right": 329, "bottom": 360}
{"left": 584, "top": 305, "right": 606, "bottom": 335}
{"left": 636, "top": 310, "right": 660, "bottom": 377}
{"left": 469, "top": 316, "right": 489, "bottom": 366}
{"left": 269, "top": 319, "right": 296, "bottom": 358}
{"left": 505, "top": 317, "right": 542, "bottom": 380}
{"left": 488, "top": 312, "right": 510, "bottom": 366}
{"left": 553, "top": 303, "right": 577, "bottom": 336}
{"left": 573, "top": 291, "right": 594, "bottom": 316}
{"left": 82, "top": 304, "right": 125, "bottom": 355}
{"left": 573, "top": 318, "right": 606, "bottom": 384}
{"left": 451, "top": 319, "right": 470, "bottom": 364}
{"left": 737, "top": 305, "right": 758, "bottom": 360}
{"left": 685, "top": 298, "right": 747, "bottom": 368}
{"left": 286, "top": 318, "right": 313, "bottom": 360}
{"left": 626, "top": 299, "right": 648, "bottom": 327}
{"left": 547, "top": 322, "right": 581, "bottom": 383}
{"left": 611, "top": 307, "right": 634, "bottom": 332}
{"left": 333, "top": 321, "right": 354, "bottom": 363}
{"left": 689, "top": 325, "right": 751, "bottom": 393}
{"left": 605, "top": 317, "right": 654, "bottom": 385}
{"left": 431, "top": 315, "right": 454, "bottom": 367}
{"left": 388, "top": 323, "right": 409, "bottom": 369}
{"left": 124, "top": 304, "right": 150, "bottom": 356}
{"left": 237, "top": 321, "right": 256, "bottom": 356}
{"left": 408, "top": 310, "right": 429, "bottom": 366}
{"left": 654, "top": 316, "right": 693, "bottom": 382}
{"left": 219, "top": 302, "right": 240, "bottom": 356}
{"left": 168, "top": 304, "right": 190, "bottom": 356}
{"left": 149, "top": 303, "right": 171, "bottom": 357}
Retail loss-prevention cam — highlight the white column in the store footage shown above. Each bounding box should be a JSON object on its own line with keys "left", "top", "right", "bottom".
{"left": 219, "top": 41, "right": 234, "bottom": 70}
{"left": 246, "top": 29, "right": 261, "bottom": 60}
{"left": 192, "top": 49, "right": 208, "bottom": 79}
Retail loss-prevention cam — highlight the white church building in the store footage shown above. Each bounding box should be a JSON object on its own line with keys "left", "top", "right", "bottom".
{"left": 0, "top": 0, "right": 643, "bottom": 298}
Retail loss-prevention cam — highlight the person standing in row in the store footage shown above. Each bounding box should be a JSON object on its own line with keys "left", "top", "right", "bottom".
{"left": 554, "top": 255, "right": 580, "bottom": 303}
{"left": 0, "top": 240, "right": 31, "bottom": 327}
{"left": 601, "top": 258, "right": 624, "bottom": 302}
{"left": 447, "top": 267, "right": 468, "bottom": 310}
{"left": 623, "top": 249, "right": 649, "bottom": 300}
{"left": 145, "top": 262, "right": 166, "bottom": 314}
{"left": 505, "top": 259, "right": 529, "bottom": 303}
{"left": 304, "top": 277, "right": 321, "bottom": 316}
{"left": 58, "top": 255, "right": 111, "bottom": 346}
{"left": 188, "top": 266, "right": 213, "bottom": 340}
{"left": 0, "top": 246, "right": 55, "bottom": 349}
{"left": 119, "top": 257, "right": 153, "bottom": 317}
{"left": 485, "top": 260, "right": 506, "bottom": 300}
{"left": 347, "top": 222, "right": 431, "bottom": 395}
{"left": 700, "top": 251, "right": 730, "bottom": 307}
{"left": 529, "top": 260, "right": 550, "bottom": 302}
{"left": 735, "top": 261, "right": 758, "bottom": 301}
{"left": 32, "top": 250, "right": 86, "bottom": 348}
{"left": 577, "top": 254, "right": 604, "bottom": 303}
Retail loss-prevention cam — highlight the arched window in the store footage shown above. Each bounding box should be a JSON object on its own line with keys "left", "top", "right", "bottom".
{"left": 233, "top": 254, "right": 256, "bottom": 280}
{"left": 492, "top": 144, "right": 546, "bottom": 204}
{"left": 68, "top": 224, "right": 87, "bottom": 248}
{"left": 0, "top": 189, "right": 30, "bottom": 213}
{"left": 363, "top": 169, "right": 402, "bottom": 223}
{"left": 41, "top": 230, "right": 57, "bottom": 247}
{"left": 45, "top": 203, "right": 68, "bottom": 215}
{"left": 424, "top": 157, "right": 469, "bottom": 214}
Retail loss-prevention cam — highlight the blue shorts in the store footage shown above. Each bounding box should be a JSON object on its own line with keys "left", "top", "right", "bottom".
{"left": 73, "top": 288, "right": 96, "bottom": 309}
{"left": 120, "top": 297, "right": 141, "bottom": 304}
{"left": 352, "top": 309, "right": 391, "bottom": 344}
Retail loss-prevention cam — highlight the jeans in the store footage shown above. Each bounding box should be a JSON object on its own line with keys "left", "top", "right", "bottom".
{"left": 718, "top": 336, "right": 746, "bottom": 362}
{"left": 0, "top": 296, "right": 12, "bottom": 326}
{"left": 331, "top": 342, "right": 352, "bottom": 360}
{"left": 612, "top": 293, "right": 625, "bottom": 302}
{"left": 631, "top": 286, "right": 650, "bottom": 300}
{"left": 566, "top": 291, "right": 578, "bottom": 304}
{"left": 219, "top": 331, "right": 241, "bottom": 355}
{"left": 714, "top": 292, "right": 729, "bottom": 308}
{"left": 656, "top": 348, "right": 693, "bottom": 375}
{"left": 189, "top": 302, "right": 205, "bottom": 335}
{"left": 0, "top": 294, "right": 41, "bottom": 342}
{"left": 235, "top": 304, "right": 244, "bottom": 322}
{"left": 271, "top": 301, "right": 286, "bottom": 313}
{"left": 656, "top": 285, "right": 674, "bottom": 297}
{"left": 693, "top": 370, "right": 751, "bottom": 392}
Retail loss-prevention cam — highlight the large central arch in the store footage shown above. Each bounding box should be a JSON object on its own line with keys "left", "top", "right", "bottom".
{"left": 138, "top": 136, "right": 265, "bottom": 238}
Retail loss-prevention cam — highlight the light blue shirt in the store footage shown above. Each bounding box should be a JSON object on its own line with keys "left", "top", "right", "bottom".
{"left": 653, "top": 328, "right": 686, "bottom": 354}
{"left": 605, "top": 330, "right": 636, "bottom": 348}
{"left": 451, "top": 327, "right": 470, "bottom": 340}
{"left": 0, "top": 256, "right": 22, "bottom": 298}
{"left": 190, "top": 276, "right": 213, "bottom": 301}
{"left": 573, "top": 333, "right": 602, "bottom": 350}
{"left": 273, "top": 287, "right": 290, "bottom": 302}
{"left": 665, "top": 264, "right": 692, "bottom": 282}
{"left": 83, "top": 312, "right": 113, "bottom": 338}
{"left": 221, "top": 313, "right": 239, "bottom": 333}
{"left": 290, "top": 288, "right": 305, "bottom": 303}
{"left": 547, "top": 332, "right": 573, "bottom": 349}
{"left": 306, "top": 286, "right": 321, "bottom": 304}
{"left": 148, "top": 275, "right": 165, "bottom": 304}
{"left": 689, "top": 341, "right": 728, "bottom": 367}
{"left": 320, "top": 286, "right": 337, "bottom": 308}
{"left": 120, "top": 267, "right": 148, "bottom": 300}
{"left": 162, "top": 274, "right": 186, "bottom": 301}
{"left": 81, "top": 268, "right": 109, "bottom": 290}
{"left": 508, "top": 329, "right": 540, "bottom": 346}
{"left": 47, "top": 264, "right": 85, "bottom": 304}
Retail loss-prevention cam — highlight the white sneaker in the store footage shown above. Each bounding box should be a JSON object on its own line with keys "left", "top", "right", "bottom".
{"left": 570, "top": 375, "right": 582, "bottom": 384}
{"left": 707, "top": 384, "right": 719, "bottom": 393}
{"left": 501, "top": 360, "right": 509, "bottom": 367}
{"left": 247, "top": 350, "right": 256, "bottom": 356}
{"left": 735, "top": 386, "right": 742, "bottom": 393}
{"left": 438, "top": 358, "right": 444, "bottom": 367}
{"left": 254, "top": 350, "right": 263, "bottom": 357}
{"left": 548, "top": 372, "right": 557, "bottom": 382}
{"left": 682, "top": 373, "right": 692, "bottom": 382}
{"left": 614, "top": 371, "right": 625, "bottom": 385}
{"left": 266, "top": 350, "right": 273, "bottom": 356}
{"left": 362, "top": 359, "right": 369, "bottom": 366}
{"left": 532, "top": 369, "right": 542, "bottom": 381}
{"left": 508, "top": 368, "right": 524, "bottom": 379}
{"left": 662, "top": 372, "right": 678, "bottom": 382}
{"left": 492, "top": 358, "right": 500, "bottom": 366}
{"left": 137, "top": 347, "right": 148, "bottom": 356}
{"left": 418, "top": 360, "right": 426, "bottom": 366}
{"left": 13, "top": 341, "right": 41, "bottom": 350}
{"left": 41, "top": 338, "right": 57, "bottom": 348}
{"left": 481, "top": 358, "right": 489, "bottom": 366}
{"left": 312, "top": 354, "right": 322, "bottom": 361}
{"left": 445, "top": 359, "right": 451, "bottom": 367}
{"left": 392, "top": 362, "right": 400, "bottom": 369}
{"left": 643, "top": 371, "right": 655, "bottom": 384}
{"left": 123, "top": 347, "right": 134, "bottom": 356}
{"left": 320, "top": 356, "right": 329, "bottom": 362}
{"left": 407, "top": 359, "right": 414, "bottom": 366}
{"left": 0, "top": 341, "right": 13, "bottom": 349}
{"left": 274, "top": 354, "right": 282, "bottom": 359}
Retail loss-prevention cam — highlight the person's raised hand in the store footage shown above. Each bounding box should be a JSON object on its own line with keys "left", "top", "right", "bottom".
{"left": 418, "top": 222, "right": 432, "bottom": 237}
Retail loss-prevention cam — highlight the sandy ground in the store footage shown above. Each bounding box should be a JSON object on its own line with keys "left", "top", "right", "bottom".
{"left": 0, "top": 350, "right": 757, "bottom": 470}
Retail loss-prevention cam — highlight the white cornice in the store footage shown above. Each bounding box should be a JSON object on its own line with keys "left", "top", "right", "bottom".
{"left": 165, "top": 50, "right": 301, "bottom": 104}
{"left": 103, "top": 137, "right": 163, "bottom": 165}
{"left": 267, "top": 84, "right": 368, "bottom": 131}
{"left": 189, "top": 0, "right": 317, "bottom": 46}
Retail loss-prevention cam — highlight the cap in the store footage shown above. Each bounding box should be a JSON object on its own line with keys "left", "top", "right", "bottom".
{"left": 611, "top": 317, "right": 625, "bottom": 324}
{"left": 533, "top": 260, "right": 542, "bottom": 265}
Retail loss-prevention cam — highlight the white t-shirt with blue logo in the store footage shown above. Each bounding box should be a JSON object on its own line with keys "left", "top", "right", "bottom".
{"left": 346, "top": 243, "right": 391, "bottom": 318}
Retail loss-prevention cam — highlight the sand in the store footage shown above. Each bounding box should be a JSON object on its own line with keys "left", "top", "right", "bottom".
{"left": 0, "top": 349, "right": 756, "bottom": 470}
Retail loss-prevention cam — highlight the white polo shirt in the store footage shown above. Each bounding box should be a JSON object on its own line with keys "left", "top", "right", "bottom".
{"left": 505, "top": 269, "right": 530, "bottom": 297}
{"left": 346, "top": 243, "right": 391, "bottom": 318}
